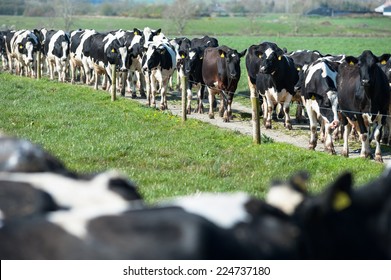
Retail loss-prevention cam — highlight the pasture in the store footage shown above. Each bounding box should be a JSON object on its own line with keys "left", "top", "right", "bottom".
{"left": 0, "top": 14, "right": 390, "bottom": 202}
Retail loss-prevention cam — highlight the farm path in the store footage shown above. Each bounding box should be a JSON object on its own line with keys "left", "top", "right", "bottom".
{"left": 128, "top": 91, "right": 390, "bottom": 165}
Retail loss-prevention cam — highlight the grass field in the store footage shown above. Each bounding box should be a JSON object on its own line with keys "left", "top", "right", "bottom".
{"left": 0, "top": 14, "right": 389, "bottom": 202}
{"left": 0, "top": 73, "right": 385, "bottom": 202}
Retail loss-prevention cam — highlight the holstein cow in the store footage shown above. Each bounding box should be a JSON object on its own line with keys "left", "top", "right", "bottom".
{"left": 69, "top": 29, "right": 97, "bottom": 84}
{"left": 378, "top": 53, "right": 391, "bottom": 145}
{"left": 82, "top": 32, "right": 128, "bottom": 91}
{"left": 266, "top": 164, "right": 391, "bottom": 259}
{"left": 296, "top": 58, "right": 340, "bottom": 154}
{"left": 202, "top": 45, "right": 247, "bottom": 122}
{"left": 256, "top": 42, "right": 299, "bottom": 129}
{"left": 0, "top": 30, "right": 9, "bottom": 70}
{"left": 43, "top": 30, "right": 70, "bottom": 82}
{"left": 142, "top": 42, "right": 176, "bottom": 110}
{"left": 337, "top": 50, "right": 391, "bottom": 162}
{"left": 5, "top": 29, "right": 40, "bottom": 77}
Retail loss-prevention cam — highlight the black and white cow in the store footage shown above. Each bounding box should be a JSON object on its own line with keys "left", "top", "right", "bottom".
{"left": 337, "top": 50, "right": 391, "bottom": 162}
{"left": 43, "top": 30, "right": 70, "bottom": 82}
{"left": 69, "top": 29, "right": 97, "bottom": 84}
{"left": 378, "top": 53, "right": 391, "bottom": 145}
{"left": 82, "top": 32, "right": 128, "bottom": 91}
{"left": 142, "top": 42, "right": 176, "bottom": 110}
{"left": 256, "top": 42, "right": 299, "bottom": 129}
{"left": 5, "top": 29, "right": 40, "bottom": 77}
{"left": 296, "top": 58, "right": 340, "bottom": 154}
{"left": 170, "top": 36, "right": 191, "bottom": 91}
{"left": 0, "top": 30, "right": 9, "bottom": 70}
{"left": 202, "top": 45, "right": 247, "bottom": 122}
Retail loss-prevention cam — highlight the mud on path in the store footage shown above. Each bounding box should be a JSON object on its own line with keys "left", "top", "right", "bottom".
{"left": 126, "top": 91, "right": 390, "bottom": 165}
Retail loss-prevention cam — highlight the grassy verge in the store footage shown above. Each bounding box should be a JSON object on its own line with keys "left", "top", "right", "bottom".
{"left": 0, "top": 73, "right": 385, "bottom": 202}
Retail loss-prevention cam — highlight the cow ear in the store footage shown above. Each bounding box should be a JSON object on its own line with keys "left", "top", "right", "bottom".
{"left": 219, "top": 50, "right": 226, "bottom": 58}
{"left": 239, "top": 49, "right": 247, "bottom": 57}
{"left": 345, "top": 56, "right": 358, "bottom": 66}
{"left": 326, "top": 172, "right": 353, "bottom": 212}
{"left": 378, "top": 53, "right": 391, "bottom": 65}
{"left": 156, "top": 28, "right": 162, "bottom": 35}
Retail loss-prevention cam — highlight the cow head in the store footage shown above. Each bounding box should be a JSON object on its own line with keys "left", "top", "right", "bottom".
{"left": 18, "top": 34, "right": 38, "bottom": 65}
{"left": 141, "top": 27, "right": 162, "bottom": 50}
{"left": 258, "top": 42, "right": 285, "bottom": 74}
{"left": 142, "top": 43, "right": 169, "bottom": 72}
{"left": 218, "top": 48, "right": 247, "bottom": 80}
{"left": 105, "top": 36, "right": 127, "bottom": 72}
{"left": 345, "top": 50, "right": 379, "bottom": 88}
{"left": 378, "top": 53, "right": 391, "bottom": 84}
{"left": 183, "top": 47, "right": 203, "bottom": 75}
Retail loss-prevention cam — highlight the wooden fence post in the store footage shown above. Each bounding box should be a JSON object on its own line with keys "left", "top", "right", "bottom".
{"left": 181, "top": 75, "right": 187, "bottom": 122}
{"left": 251, "top": 96, "right": 261, "bottom": 144}
{"left": 111, "top": 64, "right": 116, "bottom": 101}
{"left": 36, "top": 51, "right": 41, "bottom": 80}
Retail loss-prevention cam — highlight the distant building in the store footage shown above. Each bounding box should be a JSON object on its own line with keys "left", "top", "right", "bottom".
{"left": 375, "top": 1, "right": 391, "bottom": 16}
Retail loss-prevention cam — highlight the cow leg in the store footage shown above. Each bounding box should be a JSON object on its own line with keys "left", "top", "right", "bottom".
{"left": 144, "top": 71, "right": 152, "bottom": 107}
{"left": 208, "top": 88, "right": 215, "bottom": 119}
{"left": 219, "top": 92, "right": 225, "bottom": 118}
{"left": 186, "top": 81, "right": 192, "bottom": 114}
{"left": 342, "top": 121, "right": 351, "bottom": 158}
{"left": 283, "top": 95, "right": 293, "bottom": 130}
{"left": 357, "top": 116, "right": 371, "bottom": 159}
{"left": 159, "top": 79, "right": 168, "bottom": 110}
{"left": 196, "top": 85, "right": 205, "bottom": 114}
{"left": 324, "top": 122, "right": 336, "bottom": 155}
{"left": 223, "top": 92, "right": 234, "bottom": 122}
{"left": 306, "top": 101, "right": 318, "bottom": 150}
{"left": 373, "top": 122, "right": 383, "bottom": 162}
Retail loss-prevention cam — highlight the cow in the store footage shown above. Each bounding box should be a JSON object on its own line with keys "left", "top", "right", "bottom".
{"left": 115, "top": 28, "right": 146, "bottom": 98}
{"left": 43, "top": 30, "right": 70, "bottom": 82}
{"left": 202, "top": 45, "right": 247, "bottom": 122}
{"left": 183, "top": 36, "right": 219, "bottom": 114}
{"left": 266, "top": 163, "right": 391, "bottom": 259}
{"left": 82, "top": 32, "right": 128, "bottom": 91}
{"left": 295, "top": 58, "right": 340, "bottom": 154}
{"left": 0, "top": 30, "right": 9, "bottom": 70}
{"left": 256, "top": 42, "right": 299, "bottom": 129}
{"left": 69, "top": 29, "right": 97, "bottom": 84}
{"left": 142, "top": 42, "right": 176, "bottom": 110}
{"left": 170, "top": 37, "right": 191, "bottom": 92}
{"left": 5, "top": 29, "right": 40, "bottom": 77}
{"left": 378, "top": 53, "right": 391, "bottom": 145}
{"left": 337, "top": 50, "right": 391, "bottom": 162}
{"left": 295, "top": 165, "right": 391, "bottom": 259}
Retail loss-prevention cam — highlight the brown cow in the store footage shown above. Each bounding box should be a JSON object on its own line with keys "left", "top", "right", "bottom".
{"left": 202, "top": 46, "right": 246, "bottom": 122}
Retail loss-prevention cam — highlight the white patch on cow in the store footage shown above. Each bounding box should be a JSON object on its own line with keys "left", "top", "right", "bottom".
{"left": 266, "top": 184, "right": 305, "bottom": 215}
{"left": 129, "top": 34, "right": 141, "bottom": 49}
{"left": 231, "top": 53, "right": 236, "bottom": 58}
{"left": 265, "top": 48, "right": 274, "bottom": 59}
{"left": 0, "top": 210, "right": 4, "bottom": 228}
{"left": 189, "top": 51, "right": 196, "bottom": 60}
{"left": 161, "top": 192, "right": 252, "bottom": 229}
{"left": 305, "top": 60, "right": 337, "bottom": 88}
{"left": 326, "top": 90, "right": 339, "bottom": 122}
{"left": 0, "top": 170, "right": 136, "bottom": 209}
{"left": 47, "top": 204, "right": 131, "bottom": 239}
{"left": 103, "top": 34, "right": 117, "bottom": 52}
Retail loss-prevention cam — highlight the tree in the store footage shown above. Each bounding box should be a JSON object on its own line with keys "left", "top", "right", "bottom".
{"left": 164, "top": 0, "right": 196, "bottom": 35}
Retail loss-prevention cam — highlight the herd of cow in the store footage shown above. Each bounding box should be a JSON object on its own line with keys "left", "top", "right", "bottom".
{"left": 0, "top": 134, "right": 391, "bottom": 259}
{"left": 1, "top": 27, "right": 391, "bottom": 161}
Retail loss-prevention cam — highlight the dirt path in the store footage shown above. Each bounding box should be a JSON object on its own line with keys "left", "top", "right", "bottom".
{"left": 127, "top": 92, "right": 390, "bottom": 165}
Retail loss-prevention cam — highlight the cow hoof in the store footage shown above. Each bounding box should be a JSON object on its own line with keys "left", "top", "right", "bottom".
{"left": 160, "top": 105, "right": 166, "bottom": 110}
{"left": 209, "top": 113, "right": 215, "bottom": 119}
{"left": 131, "top": 93, "right": 137, "bottom": 99}
{"left": 308, "top": 144, "right": 316, "bottom": 150}
{"left": 375, "top": 154, "right": 383, "bottom": 163}
{"left": 265, "top": 122, "right": 272, "bottom": 129}
{"left": 286, "top": 123, "right": 292, "bottom": 130}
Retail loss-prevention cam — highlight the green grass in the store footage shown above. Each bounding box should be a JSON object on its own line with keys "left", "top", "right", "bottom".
{"left": 0, "top": 73, "right": 385, "bottom": 203}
